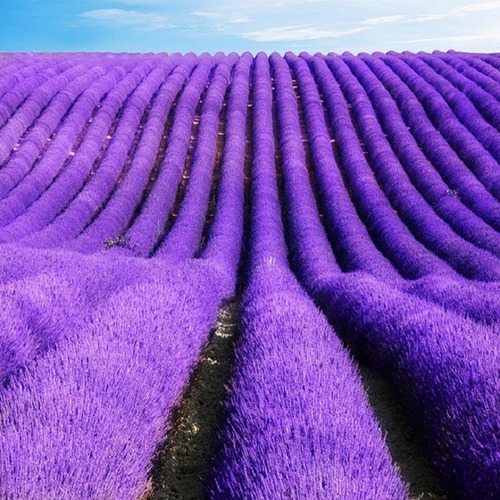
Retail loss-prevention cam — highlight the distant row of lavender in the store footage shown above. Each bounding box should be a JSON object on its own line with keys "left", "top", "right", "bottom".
{"left": 0, "top": 50, "right": 498, "bottom": 499}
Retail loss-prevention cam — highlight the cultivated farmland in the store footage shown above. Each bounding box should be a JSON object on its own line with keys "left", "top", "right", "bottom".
{"left": 0, "top": 51, "right": 498, "bottom": 499}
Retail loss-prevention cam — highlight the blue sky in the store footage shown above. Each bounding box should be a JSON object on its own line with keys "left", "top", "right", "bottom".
{"left": 1, "top": 0, "right": 499, "bottom": 54}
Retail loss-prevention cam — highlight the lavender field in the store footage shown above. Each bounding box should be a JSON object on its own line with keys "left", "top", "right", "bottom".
{"left": 0, "top": 51, "right": 499, "bottom": 499}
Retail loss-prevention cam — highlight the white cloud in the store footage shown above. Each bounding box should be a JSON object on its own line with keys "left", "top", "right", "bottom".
{"left": 360, "top": 15, "right": 406, "bottom": 26}
{"left": 411, "top": 13, "right": 451, "bottom": 22}
{"left": 191, "top": 11, "right": 222, "bottom": 19}
{"left": 243, "top": 24, "right": 368, "bottom": 42}
{"left": 452, "top": 1, "right": 500, "bottom": 14}
{"left": 357, "top": 3, "right": 500, "bottom": 30}
{"left": 231, "top": 16, "right": 251, "bottom": 23}
{"left": 80, "top": 9, "right": 171, "bottom": 30}
{"left": 394, "top": 33, "right": 500, "bottom": 44}
{"left": 356, "top": 13, "right": 448, "bottom": 30}
{"left": 263, "top": 0, "right": 328, "bottom": 4}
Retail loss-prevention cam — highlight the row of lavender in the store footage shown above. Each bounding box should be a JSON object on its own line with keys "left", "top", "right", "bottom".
{"left": 0, "top": 50, "right": 498, "bottom": 499}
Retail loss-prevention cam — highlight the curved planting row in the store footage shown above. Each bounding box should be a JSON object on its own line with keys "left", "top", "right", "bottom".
{"left": 342, "top": 54, "right": 500, "bottom": 259}
{"left": 0, "top": 263, "right": 230, "bottom": 499}
{"left": 155, "top": 53, "right": 238, "bottom": 261}
{"left": 0, "top": 65, "right": 129, "bottom": 226}
{"left": 207, "top": 53, "right": 407, "bottom": 499}
{"left": 381, "top": 52, "right": 500, "bottom": 200}
{"left": 0, "top": 63, "right": 114, "bottom": 201}
{"left": 307, "top": 53, "right": 458, "bottom": 280}
{"left": 68, "top": 55, "right": 199, "bottom": 254}
{"left": 0, "top": 51, "right": 498, "bottom": 499}
{"left": 114, "top": 53, "right": 222, "bottom": 257}
{"left": 324, "top": 54, "right": 500, "bottom": 280}
{"left": 0, "top": 59, "right": 161, "bottom": 242}
{"left": 0, "top": 53, "right": 246, "bottom": 499}
{"left": 288, "top": 53, "right": 500, "bottom": 329}
{"left": 20, "top": 57, "right": 184, "bottom": 249}
{"left": 360, "top": 53, "right": 500, "bottom": 232}
{"left": 280, "top": 52, "right": 500, "bottom": 498}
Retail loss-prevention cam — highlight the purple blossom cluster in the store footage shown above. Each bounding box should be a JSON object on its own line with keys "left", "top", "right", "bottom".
{"left": 0, "top": 50, "right": 498, "bottom": 499}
